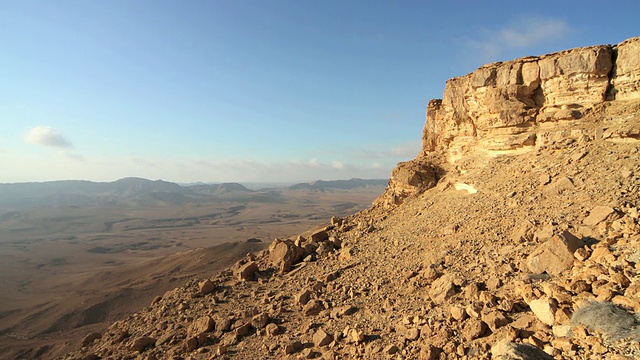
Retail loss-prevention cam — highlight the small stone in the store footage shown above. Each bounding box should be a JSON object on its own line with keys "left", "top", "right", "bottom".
{"left": 251, "top": 313, "right": 269, "bottom": 329}
{"left": 491, "top": 339, "right": 553, "bottom": 360}
{"left": 188, "top": 316, "right": 214, "bottom": 338}
{"left": 235, "top": 323, "right": 251, "bottom": 336}
{"left": 383, "top": 344, "right": 399, "bottom": 354}
{"left": 461, "top": 318, "right": 487, "bottom": 341}
{"left": 312, "top": 328, "right": 332, "bottom": 347}
{"left": 526, "top": 230, "right": 583, "bottom": 276}
{"left": 283, "top": 340, "right": 302, "bottom": 354}
{"left": 450, "top": 305, "right": 468, "bottom": 321}
{"left": 482, "top": 310, "right": 509, "bottom": 332}
{"left": 199, "top": 279, "right": 215, "bottom": 295}
{"left": 295, "top": 289, "right": 313, "bottom": 306}
{"left": 130, "top": 336, "right": 156, "bottom": 352}
{"left": 265, "top": 323, "right": 281, "bottom": 336}
{"left": 574, "top": 247, "right": 590, "bottom": 261}
{"left": 303, "top": 300, "right": 324, "bottom": 316}
{"left": 236, "top": 261, "right": 259, "bottom": 281}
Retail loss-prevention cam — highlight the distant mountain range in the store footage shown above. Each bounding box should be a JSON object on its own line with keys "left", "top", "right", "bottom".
{"left": 0, "top": 177, "right": 254, "bottom": 208}
{"left": 0, "top": 177, "right": 389, "bottom": 208}
{"left": 288, "top": 178, "right": 388, "bottom": 191}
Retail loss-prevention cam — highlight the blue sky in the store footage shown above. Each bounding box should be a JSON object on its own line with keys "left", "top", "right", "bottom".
{"left": 1, "top": 1, "right": 638, "bottom": 183}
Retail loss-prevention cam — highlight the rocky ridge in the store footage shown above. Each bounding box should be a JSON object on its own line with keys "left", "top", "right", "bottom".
{"left": 64, "top": 37, "right": 640, "bottom": 359}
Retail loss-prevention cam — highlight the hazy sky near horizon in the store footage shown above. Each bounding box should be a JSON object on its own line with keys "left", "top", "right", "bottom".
{"left": 2, "top": 1, "right": 638, "bottom": 183}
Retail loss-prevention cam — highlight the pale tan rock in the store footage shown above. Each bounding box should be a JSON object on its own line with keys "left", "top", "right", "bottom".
{"left": 583, "top": 206, "right": 618, "bottom": 226}
{"left": 529, "top": 297, "right": 557, "bottom": 326}
{"left": 527, "top": 230, "right": 583, "bottom": 275}
{"left": 303, "top": 300, "right": 324, "bottom": 316}
{"left": 383, "top": 344, "right": 399, "bottom": 354}
{"left": 295, "top": 288, "right": 313, "bottom": 306}
{"left": 373, "top": 157, "right": 438, "bottom": 207}
{"left": 428, "top": 274, "right": 456, "bottom": 304}
{"left": 283, "top": 340, "right": 302, "bottom": 354}
{"left": 81, "top": 332, "right": 101, "bottom": 347}
{"left": 450, "top": 305, "right": 468, "bottom": 321}
{"left": 612, "top": 37, "right": 640, "bottom": 100}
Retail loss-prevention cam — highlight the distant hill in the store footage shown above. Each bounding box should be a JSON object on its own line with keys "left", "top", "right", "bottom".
{"left": 0, "top": 178, "right": 254, "bottom": 208}
{"left": 289, "top": 178, "right": 388, "bottom": 191}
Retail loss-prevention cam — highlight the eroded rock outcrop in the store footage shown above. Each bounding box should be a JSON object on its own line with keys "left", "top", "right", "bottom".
{"left": 422, "top": 37, "right": 640, "bottom": 159}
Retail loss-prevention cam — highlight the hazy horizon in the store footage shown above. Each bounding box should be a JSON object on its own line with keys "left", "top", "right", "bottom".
{"left": 3, "top": 1, "right": 639, "bottom": 183}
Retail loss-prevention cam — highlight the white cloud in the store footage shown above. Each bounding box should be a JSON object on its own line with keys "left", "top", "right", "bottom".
{"left": 466, "top": 17, "right": 570, "bottom": 60}
{"left": 332, "top": 161, "right": 345, "bottom": 169}
{"left": 26, "top": 126, "right": 72, "bottom": 148}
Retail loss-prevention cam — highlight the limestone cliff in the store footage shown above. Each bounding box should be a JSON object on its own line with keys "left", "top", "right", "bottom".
{"left": 424, "top": 37, "right": 639, "bottom": 155}
{"left": 376, "top": 37, "right": 640, "bottom": 207}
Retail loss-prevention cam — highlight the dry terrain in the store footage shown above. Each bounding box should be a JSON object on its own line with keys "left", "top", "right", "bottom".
{"left": 61, "top": 37, "right": 640, "bottom": 360}
{"left": 0, "top": 183, "right": 385, "bottom": 359}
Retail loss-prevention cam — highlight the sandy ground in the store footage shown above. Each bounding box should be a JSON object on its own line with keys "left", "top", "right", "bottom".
{"left": 0, "top": 188, "right": 383, "bottom": 359}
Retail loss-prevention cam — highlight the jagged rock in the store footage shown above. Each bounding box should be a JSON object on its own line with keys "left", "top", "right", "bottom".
{"left": 383, "top": 344, "right": 399, "bottom": 354}
{"left": 198, "top": 279, "right": 215, "bottom": 295}
{"left": 529, "top": 297, "right": 557, "bottom": 326}
{"left": 283, "top": 340, "right": 303, "bottom": 354}
{"left": 511, "top": 220, "right": 535, "bottom": 243}
{"left": 189, "top": 316, "right": 214, "bottom": 338}
{"left": 269, "top": 239, "right": 305, "bottom": 273}
{"left": 234, "top": 322, "right": 251, "bottom": 336}
{"left": 129, "top": 336, "right": 156, "bottom": 352}
{"left": 429, "top": 274, "right": 456, "bottom": 304}
{"left": 236, "top": 261, "right": 259, "bottom": 281}
{"left": 330, "top": 305, "right": 357, "bottom": 319}
{"left": 303, "top": 300, "right": 324, "bottom": 316}
{"left": 251, "top": 312, "right": 269, "bottom": 329}
{"left": 483, "top": 310, "right": 509, "bottom": 332}
{"left": 310, "top": 228, "right": 330, "bottom": 243}
{"left": 374, "top": 157, "right": 439, "bottom": 207}
{"left": 295, "top": 288, "right": 313, "bottom": 306}
{"left": 313, "top": 328, "right": 332, "bottom": 347}
{"left": 461, "top": 318, "right": 488, "bottom": 341}
{"left": 526, "top": 230, "right": 583, "bottom": 276}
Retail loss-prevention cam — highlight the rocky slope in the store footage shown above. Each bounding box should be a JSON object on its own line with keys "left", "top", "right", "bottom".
{"left": 63, "top": 37, "right": 640, "bottom": 359}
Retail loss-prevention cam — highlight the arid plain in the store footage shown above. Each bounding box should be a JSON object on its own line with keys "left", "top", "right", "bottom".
{"left": 0, "top": 179, "right": 386, "bottom": 358}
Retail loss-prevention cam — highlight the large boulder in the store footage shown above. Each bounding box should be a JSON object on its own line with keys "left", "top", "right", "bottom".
{"left": 269, "top": 239, "right": 305, "bottom": 273}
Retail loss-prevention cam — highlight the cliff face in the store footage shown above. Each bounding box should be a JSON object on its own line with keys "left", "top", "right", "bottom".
{"left": 423, "top": 37, "right": 640, "bottom": 156}
{"left": 376, "top": 37, "right": 640, "bottom": 207}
